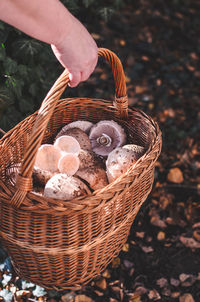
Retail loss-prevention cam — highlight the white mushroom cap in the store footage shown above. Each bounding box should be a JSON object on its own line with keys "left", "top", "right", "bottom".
{"left": 89, "top": 120, "right": 127, "bottom": 156}
{"left": 44, "top": 173, "right": 91, "bottom": 200}
{"left": 56, "top": 120, "right": 94, "bottom": 136}
{"left": 122, "top": 144, "right": 145, "bottom": 156}
{"left": 55, "top": 128, "right": 91, "bottom": 151}
{"left": 58, "top": 153, "right": 80, "bottom": 176}
{"left": 34, "top": 144, "right": 61, "bottom": 172}
{"left": 106, "top": 147, "right": 138, "bottom": 183}
{"left": 54, "top": 135, "right": 81, "bottom": 154}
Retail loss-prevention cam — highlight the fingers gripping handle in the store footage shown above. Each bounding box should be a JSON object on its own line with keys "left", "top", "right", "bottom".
{"left": 10, "top": 48, "right": 128, "bottom": 208}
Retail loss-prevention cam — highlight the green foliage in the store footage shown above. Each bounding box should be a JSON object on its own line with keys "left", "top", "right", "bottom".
{"left": 0, "top": 0, "right": 127, "bottom": 132}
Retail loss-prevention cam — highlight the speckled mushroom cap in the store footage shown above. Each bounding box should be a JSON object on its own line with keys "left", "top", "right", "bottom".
{"left": 89, "top": 120, "right": 127, "bottom": 156}
{"left": 44, "top": 173, "right": 91, "bottom": 200}
{"left": 106, "top": 147, "right": 139, "bottom": 183}
{"left": 56, "top": 120, "right": 94, "bottom": 136}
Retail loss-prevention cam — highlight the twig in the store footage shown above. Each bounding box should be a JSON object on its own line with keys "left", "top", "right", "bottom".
{"left": 0, "top": 128, "right": 6, "bottom": 135}
{"left": 164, "top": 184, "right": 199, "bottom": 191}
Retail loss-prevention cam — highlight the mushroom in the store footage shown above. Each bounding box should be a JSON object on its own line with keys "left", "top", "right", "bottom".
{"left": 34, "top": 144, "right": 61, "bottom": 172}
{"left": 33, "top": 167, "right": 57, "bottom": 187}
{"left": 33, "top": 144, "right": 61, "bottom": 186}
{"left": 75, "top": 149, "right": 108, "bottom": 190}
{"left": 106, "top": 147, "right": 140, "bottom": 183}
{"left": 78, "top": 149, "right": 103, "bottom": 170}
{"left": 58, "top": 153, "right": 80, "bottom": 175}
{"left": 54, "top": 135, "right": 81, "bottom": 154}
{"left": 75, "top": 165, "right": 108, "bottom": 191}
{"left": 55, "top": 128, "right": 91, "bottom": 151}
{"left": 56, "top": 120, "right": 94, "bottom": 136}
{"left": 5, "top": 162, "right": 47, "bottom": 194}
{"left": 44, "top": 173, "right": 91, "bottom": 200}
{"left": 123, "top": 144, "right": 145, "bottom": 157}
{"left": 89, "top": 120, "right": 127, "bottom": 156}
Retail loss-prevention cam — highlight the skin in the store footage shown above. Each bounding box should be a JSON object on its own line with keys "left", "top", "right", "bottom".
{"left": 0, "top": 0, "right": 98, "bottom": 87}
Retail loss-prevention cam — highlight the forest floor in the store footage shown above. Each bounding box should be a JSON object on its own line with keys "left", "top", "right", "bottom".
{"left": 0, "top": 0, "right": 200, "bottom": 301}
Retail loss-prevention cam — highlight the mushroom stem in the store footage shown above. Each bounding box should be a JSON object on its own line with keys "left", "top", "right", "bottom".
{"left": 97, "top": 133, "right": 112, "bottom": 146}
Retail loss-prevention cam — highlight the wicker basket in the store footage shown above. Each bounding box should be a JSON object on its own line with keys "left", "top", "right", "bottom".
{"left": 0, "top": 48, "right": 162, "bottom": 290}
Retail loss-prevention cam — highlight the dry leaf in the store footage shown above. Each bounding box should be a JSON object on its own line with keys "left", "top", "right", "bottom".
{"left": 180, "top": 236, "right": 200, "bottom": 249}
{"left": 157, "top": 231, "right": 165, "bottom": 241}
{"left": 179, "top": 293, "right": 195, "bottom": 302}
{"left": 167, "top": 167, "right": 184, "bottom": 183}
{"left": 75, "top": 295, "right": 93, "bottom": 302}
{"left": 95, "top": 277, "right": 107, "bottom": 290}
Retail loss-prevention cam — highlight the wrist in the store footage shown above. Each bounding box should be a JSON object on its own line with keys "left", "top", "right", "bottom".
{"left": 51, "top": 9, "right": 76, "bottom": 50}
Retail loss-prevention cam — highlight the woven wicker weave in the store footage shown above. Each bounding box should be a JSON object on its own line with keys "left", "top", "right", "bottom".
{"left": 0, "top": 48, "right": 162, "bottom": 290}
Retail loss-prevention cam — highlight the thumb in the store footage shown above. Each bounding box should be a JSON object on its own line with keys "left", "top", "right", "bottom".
{"left": 68, "top": 72, "right": 81, "bottom": 87}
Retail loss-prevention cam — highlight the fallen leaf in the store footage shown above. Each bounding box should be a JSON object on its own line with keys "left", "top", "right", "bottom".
{"left": 193, "top": 229, "right": 200, "bottom": 241}
{"left": 167, "top": 167, "right": 184, "bottom": 183}
{"left": 112, "top": 257, "right": 120, "bottom": 268}
{"left": 141, "top": 245, "right": 154, "bottom": 253}
{"left": 122, "top": 243, "right": 129, "bottom": 252}
{"left": 156, "top": 277, "right": 168, "bottom": 288}
{"left": 95, "top": 277, "right": 107, "bottom": 290}
{"left": 171, "top": 292, "right": 180, "bottom": 298}
{"left": 150, "top": 216, "right": 167, "bottom": 228}
{"left": 170, "top": 278, "right": 180, "bottom": 287}
{"left": 179, "top": 293, "right": 195, "bottom": 302}
{"left": 157, "top": 231, "right": 165, "bottom": 241}
{"left": 180, "top": 236, "right": 200, "bottom": 249}
{"left": 75, "top": 295, "right": 93, "bottom": 302}
{"left": 148, "top": 289, "right": 161, "bottom": 300}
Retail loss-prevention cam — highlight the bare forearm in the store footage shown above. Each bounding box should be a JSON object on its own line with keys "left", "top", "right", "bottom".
{"left": 0, "top": 0, "right": 72, "bottom": 46}
{"left": 0, "top": 0, "right": 98, "bottom": 87}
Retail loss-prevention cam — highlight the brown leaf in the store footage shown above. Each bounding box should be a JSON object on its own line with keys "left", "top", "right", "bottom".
{"left": 167, "top": 167, "right": 184, "bottom": 183}
{"left": 180, "top": 236, "right": 200, "bottom": 249}
{"left": 156, "top": 277, "right": 168, "bottom": 288}
{"left": 148, "top": 289, "right": 161, "bottom": 300}
{"left": 179, "top": 293, "right": 195, "bottom": 302}
{"left": 150, "top": 216, "right": 167, "bottom": 228}
{"left": 193, "top": 229, "right": 200, "bottom": 241}
{"left": 75, "top": 295, "right": 93, "bottom": 302}
{"left": 157, "top": 231, "right": 165, "bottom": 241}
{"left": 95, "top": 277, "right": 107, "bottom": 290}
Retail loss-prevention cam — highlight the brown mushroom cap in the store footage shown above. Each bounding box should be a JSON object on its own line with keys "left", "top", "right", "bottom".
{"left": 75, "top": 165, "right": 108, "bottom": 191}
{"left": 89, "top": 120, "right": 127, "bottom": 156}
{"left": 78, "top": 149, "right": 104, "bottom": 170}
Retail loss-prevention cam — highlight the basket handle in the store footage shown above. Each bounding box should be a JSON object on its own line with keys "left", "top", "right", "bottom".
{"left": 10, "top": 48, "right": 128, "bottom": 208}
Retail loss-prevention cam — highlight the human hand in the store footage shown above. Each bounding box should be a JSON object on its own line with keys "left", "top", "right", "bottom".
{"left": 51, "top": 14, "right": 98, "bottom": 87}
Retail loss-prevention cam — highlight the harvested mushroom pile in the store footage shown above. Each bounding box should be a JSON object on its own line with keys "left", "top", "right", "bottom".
{"left": 7, "top": 120, "right": 145, "bottom": 201}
